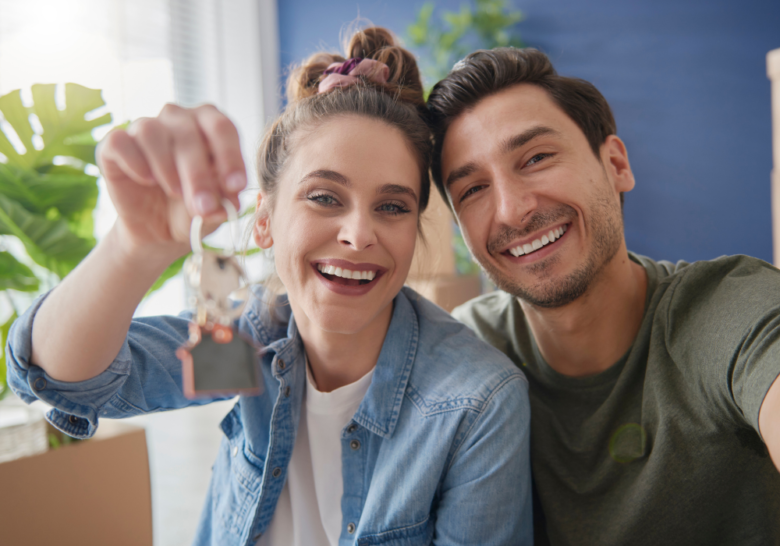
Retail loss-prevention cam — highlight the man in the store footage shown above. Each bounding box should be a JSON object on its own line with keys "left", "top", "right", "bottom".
{"left": 426, "top": 48, "right": 780, "bottom": 545}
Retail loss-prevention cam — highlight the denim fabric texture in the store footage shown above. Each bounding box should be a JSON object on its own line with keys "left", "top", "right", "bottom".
{"left": 7, "top": 286, "right": 533, "bottom": 546}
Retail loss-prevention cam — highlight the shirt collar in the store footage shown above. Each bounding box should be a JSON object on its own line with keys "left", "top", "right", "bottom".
{"left": 263, "top": 289, "right": 419, "bottom": 439}
{"left": 351, "top": 289, "right": 419, "bottom": 439}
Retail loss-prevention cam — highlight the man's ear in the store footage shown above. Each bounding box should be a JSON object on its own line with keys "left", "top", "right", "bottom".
{"left": 253, "top": 192, "right": 274, "bottom": 249}
{"left": 601, "top": 135, "right": 635, "bottom": 194}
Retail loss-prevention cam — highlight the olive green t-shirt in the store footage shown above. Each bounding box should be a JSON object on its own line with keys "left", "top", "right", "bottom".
{"left": 453, "top": 253, "right": 780, "bottom": 546}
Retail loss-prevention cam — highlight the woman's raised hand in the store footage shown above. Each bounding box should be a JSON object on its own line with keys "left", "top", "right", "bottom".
{"left": 97, "top": 103, "right": 246, "bottom": 259}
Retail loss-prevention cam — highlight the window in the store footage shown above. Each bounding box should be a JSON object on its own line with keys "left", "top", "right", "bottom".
{"left": 0, "top": 0, "right": 279, "bottom": 315}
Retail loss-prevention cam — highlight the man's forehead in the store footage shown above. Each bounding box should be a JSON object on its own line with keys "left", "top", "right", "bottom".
{"left": 450, "top": 84, "right": 566, "bottom": 138}
{"left": 441, "top": 85, "right": 571, "bottom": 170}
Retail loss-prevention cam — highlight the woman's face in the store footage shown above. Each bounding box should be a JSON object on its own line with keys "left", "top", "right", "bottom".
{"left": 255, "top": 115, "right": 421, "bottom": 336}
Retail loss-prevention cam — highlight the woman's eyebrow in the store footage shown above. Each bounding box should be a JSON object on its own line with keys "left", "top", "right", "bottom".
{"left": 378, "top": 183, "right": 418, "bottom": 200}
{"left": 299, "top": 169, "right": 351, "bottom": 186}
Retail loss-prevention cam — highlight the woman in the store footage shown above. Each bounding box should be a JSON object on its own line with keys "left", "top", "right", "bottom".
{"left": 7, "top": 27, "right": 532, "bottom": 546}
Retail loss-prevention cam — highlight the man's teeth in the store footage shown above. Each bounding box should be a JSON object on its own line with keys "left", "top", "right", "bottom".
{"left": 509, "top": 225, "right": 568, "bottom": 257}
{"left": 317, "top": 264, "right": 377, "bottom": 281}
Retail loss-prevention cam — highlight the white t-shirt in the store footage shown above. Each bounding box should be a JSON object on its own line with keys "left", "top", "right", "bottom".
{"left": 258, "top": 359, "right": 374, "bottom": 546}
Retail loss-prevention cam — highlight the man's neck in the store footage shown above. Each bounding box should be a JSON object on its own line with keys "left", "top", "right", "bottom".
{"left": 520, "top": 250, "right": 648, "bottom": 377}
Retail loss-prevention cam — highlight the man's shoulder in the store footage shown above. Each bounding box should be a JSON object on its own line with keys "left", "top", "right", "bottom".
{"left": 646, "top": 253, "right": 779, "bottom": 301}
{"left": 451, "top": 289, "right": 519, "bottom": 341}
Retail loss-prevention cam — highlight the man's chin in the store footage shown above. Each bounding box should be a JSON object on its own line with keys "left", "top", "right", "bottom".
{"left": 481, "top": 257, "right": 593, "bottom": 309}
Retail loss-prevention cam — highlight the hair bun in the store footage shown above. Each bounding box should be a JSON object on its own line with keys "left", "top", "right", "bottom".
{"left": 287, "top": 26, "right": 425, "bottom": 108}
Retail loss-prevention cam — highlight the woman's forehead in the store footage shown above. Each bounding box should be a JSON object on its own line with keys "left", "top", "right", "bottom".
{"left": 286, "top": 116, "right": 422, "bottom": 189}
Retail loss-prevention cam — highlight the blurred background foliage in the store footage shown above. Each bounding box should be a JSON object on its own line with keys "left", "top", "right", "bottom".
{"left": 407, "top": 0, "right": 524, "bottom": 92}
{"left": 0, "top": 83, "right": 110, "bottom": 399}
{"left": 406, "top": 0, "right": 524, "bottom": 275}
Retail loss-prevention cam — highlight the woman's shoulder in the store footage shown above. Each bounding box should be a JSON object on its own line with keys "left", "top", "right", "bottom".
{"left": 401, "top": 287, "right": 527, "bottom": 410}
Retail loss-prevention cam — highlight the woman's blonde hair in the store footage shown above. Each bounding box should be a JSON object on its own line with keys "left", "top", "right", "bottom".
{"left": 256, "top": 26, "right": 432, "bottom": 214}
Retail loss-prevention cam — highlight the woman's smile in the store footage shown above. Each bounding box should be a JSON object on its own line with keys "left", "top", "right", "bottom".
{"left": 312, "top": 258, "right": 387, "bottom": 296}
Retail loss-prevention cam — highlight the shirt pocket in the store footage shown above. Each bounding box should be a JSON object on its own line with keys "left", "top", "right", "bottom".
{"left": 358, "top": 516, "right": 435, "bottom": 546}
{"left": 212, "top": 404, "right": 265, "bottom": 539}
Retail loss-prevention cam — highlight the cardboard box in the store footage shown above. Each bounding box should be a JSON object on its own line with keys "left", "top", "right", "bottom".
{"left": 0, "top": 420, "right": 152, "bottom": 546}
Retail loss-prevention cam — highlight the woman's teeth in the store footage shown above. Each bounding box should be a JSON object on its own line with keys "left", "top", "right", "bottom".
{"left": 317, "top": 264, "right": 377, "bottom": 281}
{"left": 509, "top": 225, "right": 567, "bottom": 257}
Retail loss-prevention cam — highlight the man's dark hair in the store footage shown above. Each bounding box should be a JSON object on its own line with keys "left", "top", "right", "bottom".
{"left": 427, "top": 47, "right": 618, "bottom": 204}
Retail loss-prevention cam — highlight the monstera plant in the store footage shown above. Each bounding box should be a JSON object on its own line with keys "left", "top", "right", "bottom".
{"left": 0, "top": 83, "right": 111, "bottom": 400}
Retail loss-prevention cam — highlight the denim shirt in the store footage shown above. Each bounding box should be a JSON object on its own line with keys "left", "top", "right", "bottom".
{"left": 8, "top": 286, "right": 532, "bottom": 546}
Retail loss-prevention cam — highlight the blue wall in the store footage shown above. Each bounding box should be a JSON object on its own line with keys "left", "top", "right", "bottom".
{"left": 278, "top": 0, "right": 780, "bottom": 264}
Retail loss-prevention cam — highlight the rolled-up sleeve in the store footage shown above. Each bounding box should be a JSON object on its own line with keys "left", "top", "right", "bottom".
{"left": 6, "top": 292, "right": 224, "bottom": 439}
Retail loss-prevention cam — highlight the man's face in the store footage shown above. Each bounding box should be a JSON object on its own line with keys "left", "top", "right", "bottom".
{"left": 440, "top": 84, "right": 634, "bottom": 308}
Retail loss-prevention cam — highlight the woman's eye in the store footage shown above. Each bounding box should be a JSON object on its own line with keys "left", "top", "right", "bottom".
{"left": 308, "top": 193, "right": 338, "bottom": 206}
{"left": 377, "top": 201, "right": 411, "bottom": 215}
{"left": 526, "top": 153, "right": 552, "bottom": 167}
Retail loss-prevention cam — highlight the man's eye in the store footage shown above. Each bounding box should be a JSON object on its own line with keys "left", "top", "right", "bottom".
{"left": 526, "top": 153, "right": 552, "bottom": 167}
{"left": 459, "top": 184, "right": 484, "bottom": 203}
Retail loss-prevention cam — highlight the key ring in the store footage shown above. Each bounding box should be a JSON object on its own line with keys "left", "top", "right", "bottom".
{"left": 183, "top": 198, "right": 249, "bottom": 326}
{"left": 190, "top": 198, "right": 239, "bottom": 257}
{"left": 177, "top": 198, "right": 261, "bottom": 399}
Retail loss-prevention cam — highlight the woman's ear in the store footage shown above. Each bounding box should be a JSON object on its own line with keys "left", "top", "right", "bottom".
{"left": 253, "top": 192, "right": 274, "bottom": 249}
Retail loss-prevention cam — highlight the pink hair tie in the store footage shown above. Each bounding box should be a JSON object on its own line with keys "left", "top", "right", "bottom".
{"left": 318, "top": 58, "right": 390, "bottom": 94}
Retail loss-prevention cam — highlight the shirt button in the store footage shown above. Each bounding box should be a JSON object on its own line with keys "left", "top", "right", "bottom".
{"left": 272, "top": 467, "right": 282, "bottom": 478}
{"left": 232, "top": 446, "right": 238, "bottom": 457}
{"left": 350, "top": 439, "right": 361, "bottom": 451}
{"left": 347, "top": 522, "right": 356, "bottom": 534}
{"left": 33, "top": 377, "right": 47, "bottom": 391}
{"left": 285, "top": 386, "right": 291, "bottom": 397}
{"left": 277, "top": 358, "right": 285, "bottom": 370}
{"left": 347, "top": 423, "right": 358, "bottom": 434}
{"left": 68, "top": 415, "right": 79, "bottom": 424}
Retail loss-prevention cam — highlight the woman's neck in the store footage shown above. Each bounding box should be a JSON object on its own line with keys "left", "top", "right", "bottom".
{"left": 291, "top": 302, "right": 394, "bottom": 392}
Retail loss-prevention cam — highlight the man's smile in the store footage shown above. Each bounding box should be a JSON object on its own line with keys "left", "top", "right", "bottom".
{"left": 504, "top": 223, "right": 569, "bottom": 258}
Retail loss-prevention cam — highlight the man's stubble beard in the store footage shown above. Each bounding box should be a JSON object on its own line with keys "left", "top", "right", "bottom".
{"left": 475, "top": 181, "right": 624, "bottom": 309}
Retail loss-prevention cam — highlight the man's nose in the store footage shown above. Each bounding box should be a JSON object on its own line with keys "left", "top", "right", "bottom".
{"left": 493, "top": 175, "right": 538, "bottom": 227}
{"left": 338, "top": 209, "right": 378, "bottom": 251}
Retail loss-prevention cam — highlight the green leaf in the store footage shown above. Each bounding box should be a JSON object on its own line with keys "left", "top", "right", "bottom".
{"left": 0, "top": 163, "right": 98, "bottom": 220}
{"left": 0, "top": 83, "right": 112, "bottom": 170}
{"left": 0, "top": 193, "right": 94, "bottom": 279}
{"left": 147, "top": 254, "right": 189, "bottom": 297}
{"left": 0, "top": 252, "right": 39, "bottom": 292}
{"left": 0, "top": 311, "right": 18, "bottom": 401}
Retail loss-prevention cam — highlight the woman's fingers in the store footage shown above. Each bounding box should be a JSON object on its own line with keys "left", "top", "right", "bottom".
{"left": 97, "top": 129, "right": 156, "bottom": 187}
{"left": 127, "top": 117, "right": 182, "bottom": 197}
{"left": 99, "top": 104, "right": 245, "bottom": 220}
{"left": 159, "top": 104, "right": 224, "bottom": 218}
{"left": 194, "top": 105, "right": 247, "bottom": 204}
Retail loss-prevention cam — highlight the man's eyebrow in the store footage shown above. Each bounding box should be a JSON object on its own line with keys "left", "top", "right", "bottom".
{"left": 377, "top": 183, "right": 418, "bottom": 201}
{"left": 445, "top": 126, "right": 559, "bottom": 189}
{"left": 299, "top": 169, "right": 350, "bottom": 186}
{"left": 500, "top": 126, "right": 559, "bottom": 154}
{"left": 445, "top": 162, "right": 479, "bottom": 189}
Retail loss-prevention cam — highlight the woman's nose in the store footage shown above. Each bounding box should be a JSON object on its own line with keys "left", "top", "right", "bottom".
{"left": 338, "top": 210, "right": 377, "bottom": 251}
